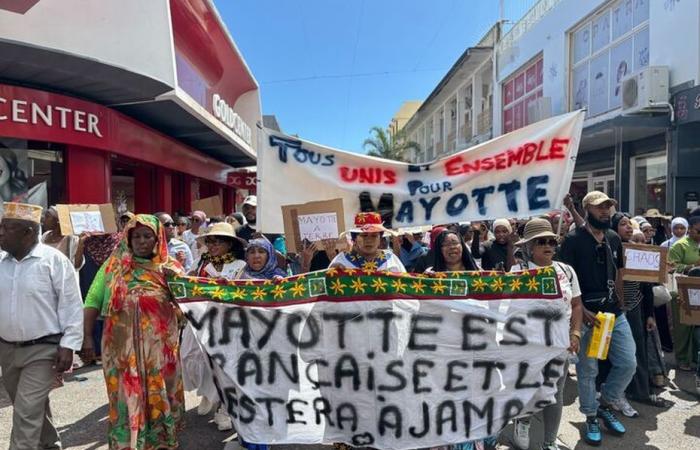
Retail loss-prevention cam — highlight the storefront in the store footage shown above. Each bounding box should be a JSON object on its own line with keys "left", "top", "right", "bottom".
{"left": 0, "top": 0, "right": 260, "bottom": 216}
{"left": 671, "top": 84, "right": 700, "bottom": 215}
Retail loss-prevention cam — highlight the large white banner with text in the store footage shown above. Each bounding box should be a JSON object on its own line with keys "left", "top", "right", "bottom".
{"left": 259, "top": 111, "right": 584, "bottom": 233}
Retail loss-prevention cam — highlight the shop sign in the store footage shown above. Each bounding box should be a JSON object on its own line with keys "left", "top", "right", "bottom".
{"left": 226, "top": 170, "right": 256, "bottom": 189}
{"left": 212, "top": 93, "right": 252, "bottom": 145}
{"left": 674, "top": 85, "right": 700, "bottom": 124}
{"left": 0, "top": 95, "right": 104, "bottom": 138}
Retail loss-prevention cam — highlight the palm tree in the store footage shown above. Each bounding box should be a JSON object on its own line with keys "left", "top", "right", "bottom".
{"left": 363, "top": 126, "right": 420, "bottom": 162}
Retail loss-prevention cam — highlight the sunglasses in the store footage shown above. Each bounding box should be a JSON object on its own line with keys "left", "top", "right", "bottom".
{"left": 595, "top": 243, "right": 607, "bottom": 264}
{"left": 204, "top": 238, "right": 226, "bottom": 245}
{"left": 534, "top": 238, "right": 558, "bottom": 247}
{"left": 163, "top": 222, "right": 175, "bottom": 227}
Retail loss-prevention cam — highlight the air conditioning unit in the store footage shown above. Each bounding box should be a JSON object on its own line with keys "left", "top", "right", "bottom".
{"left": 527, "top": 96, "right": 552, "bottom": 124}
{"left": 621, "top": 66, "right": 669, "bottom": 114}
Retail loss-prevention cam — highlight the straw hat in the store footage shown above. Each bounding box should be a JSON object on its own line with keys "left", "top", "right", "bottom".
{"left": 515, "top": 217, "right": 559, "bottom": 246}
{"left": 197, "top": 222, "right": 247, "bottom": 246}
{"left": 643, "top": 208, "right": 671, "bottom": 220}
{"left": 349, "top": 212, "right": 393, "bottom": 234}
{"left": 1, "top": 202, "right": 42, "bottom": 223}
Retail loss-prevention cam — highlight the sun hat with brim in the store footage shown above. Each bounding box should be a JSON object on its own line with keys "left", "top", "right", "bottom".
{"left": 643, "top": 208, "right": 671, "bottom": 220}
{"left": 515, "top": 217, "right": 559, "bottom": 246}
{"left": 197, "top": 222, "right": 247, "bottom": 246}
{"left": 348, "top": 212, "right": 393, "bottom": 234}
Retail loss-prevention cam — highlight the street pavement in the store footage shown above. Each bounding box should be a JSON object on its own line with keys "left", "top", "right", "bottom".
{"left": 1, "top": 359, "right": 698, "bottom": 450}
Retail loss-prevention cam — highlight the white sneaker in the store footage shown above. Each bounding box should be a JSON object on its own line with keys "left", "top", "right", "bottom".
{"left": 214, "top": 406, "right": 233, "bottom": 431}
{"left": 605, "top": 396, "right": 639, "bottom": 418}
{"left": 197, "top": 397, "right": 217, "bottom": 416}
{"left": 513, "top": 418, "right": 531, "bottom": 450}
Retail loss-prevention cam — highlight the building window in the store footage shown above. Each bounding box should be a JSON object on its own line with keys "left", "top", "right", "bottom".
{"left": 630, "top": 152, "right": 667, "bottom": 215}
{"left": 569, "top": 0, "right": 649, "bottom": 117}
{"left": 502, "top": 55, "right": 543, "bottom": 133}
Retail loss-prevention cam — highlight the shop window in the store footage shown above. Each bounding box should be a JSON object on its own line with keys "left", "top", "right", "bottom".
{"left": 569, "top": 0, "right": 649, "bottom": 117}
{"left": 502, "top": 55, "right": 543, "bottom": 133}
{"left": 631, "top": 153, "right": 667, "bottom": 215}
{"left": 0, "top": 138, "right": 64, "bottom": 209}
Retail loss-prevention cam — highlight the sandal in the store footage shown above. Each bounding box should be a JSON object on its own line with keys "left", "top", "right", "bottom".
{"left": 678, "top": 362, "right": 692, "bottom": 371}
{"left": 638, "top": 394, "right": 672, "bottom": 408}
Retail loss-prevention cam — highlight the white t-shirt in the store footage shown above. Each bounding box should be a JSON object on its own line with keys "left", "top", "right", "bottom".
{"left": 511, "top": 260, "right": 581, "bottom": 315}
{"left": 330, "top": 250, "right": 406, "bottom": 273}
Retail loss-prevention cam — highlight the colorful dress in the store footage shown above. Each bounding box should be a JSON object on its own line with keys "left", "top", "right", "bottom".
{"left": 87, "top": 215, "right": 185, "bottom": 450}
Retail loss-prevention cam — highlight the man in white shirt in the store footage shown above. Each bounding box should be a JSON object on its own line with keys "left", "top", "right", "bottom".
{"left": 156, "top": 212, "right": 193, "bottom": 272}
{"left": 182, "top": 210, "right": 207, "bottom": 262}
{"left": 0, "top": 202, "right": 83, "bottom": 450}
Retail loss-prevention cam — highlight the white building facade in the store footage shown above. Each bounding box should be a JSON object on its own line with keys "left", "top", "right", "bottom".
{"left": 403, "top": 25, "right": 501, "bottom": 163}
{"left": 493, "top": 0, "right": 699, "bottom": 215}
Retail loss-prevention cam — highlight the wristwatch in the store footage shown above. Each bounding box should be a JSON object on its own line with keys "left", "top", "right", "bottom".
{"left": 570, "top": 330, "right": 582, "bottom": 340}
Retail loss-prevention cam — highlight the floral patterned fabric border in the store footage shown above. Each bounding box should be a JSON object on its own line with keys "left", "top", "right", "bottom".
{"left": 168, "top": 268, "right": 562, "bottom": 306}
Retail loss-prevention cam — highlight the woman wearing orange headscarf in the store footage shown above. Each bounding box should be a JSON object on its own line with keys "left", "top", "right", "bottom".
{"left": 82, "top": 214, "right": 185, "bottom": 449}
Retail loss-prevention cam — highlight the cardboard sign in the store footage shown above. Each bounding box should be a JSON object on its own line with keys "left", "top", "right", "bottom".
{"left": 677, "top": 276, "right": 700, "bottom": 326}
{"left": 622, "top": 243, "right": 668, "bottom": 283}
{"left": 171, "top": 268, "right": 568, "bottom": 449}
{"left": 191, "top": 195, "right": 223, "bottom": 218}
{"left": 281, "top": 198, "right": 345, "bottom": 254}
{"left": 56, "top": 204, "right": 117, "bottom": 235}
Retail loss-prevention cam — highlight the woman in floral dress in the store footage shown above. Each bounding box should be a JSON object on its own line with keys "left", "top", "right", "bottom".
{"left": 82, "top": 214, "right": 185, "bottom": 449}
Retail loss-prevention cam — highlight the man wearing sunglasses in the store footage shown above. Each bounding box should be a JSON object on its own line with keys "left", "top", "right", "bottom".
{"left": 559, "top": 191, "right": 637, "bottom": 446}
{"left": 156, "top": 212, "right": 193, "bottom": 272}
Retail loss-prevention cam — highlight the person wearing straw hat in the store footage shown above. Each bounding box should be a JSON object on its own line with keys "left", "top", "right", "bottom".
{"left": 329, "top": 212, "right": 406, "bottom": 273}
{"left": 182, "top": 222, "right": 247, "bottom": 430}
{"left": 0, "top": 202, "right": 83, "bottom": 450}
{"left": 559, "top": 191, "right": 636, "bottom": 446}
{"left": 507, "top": 218, "right": 583, "bottom": 450}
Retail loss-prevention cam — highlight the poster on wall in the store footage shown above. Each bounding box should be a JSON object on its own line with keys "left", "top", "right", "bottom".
{"left": 610, "top": 37, "right": 633, "bottom": 109}
{"left": 589, "top": 52, "right": 609, "bottom": 116}
{"left": 634, "top": 27, "right": 649, "bottom": 71}
{"left": 572, "top": 63, "right": 589, "bottom": 111}
{"left": 0, "top": 145, "right": 30, "bottom": 204}
{"left": 591, "top": 11, "right": 610, "bottom": 53}
{"left": 573, "top": 26, "right": 590, "bottom": 63}
{"left": 612, "top": 0, "right": 634, "bottom": 41}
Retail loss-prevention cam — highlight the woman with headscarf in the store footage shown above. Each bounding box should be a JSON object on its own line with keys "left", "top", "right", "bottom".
{"left": 661, "top": 217, "right": 688, "bottom": 248}
{"left": 609, "top": 213, "right": 670, "bottom": 409}
{"left": 182, "top": 210, "right": 207, "bottom": 261}
{"left": 508, "top": 218, "right": 583, "bottom": 450}
{"left": 182, "top": 222, "right": 247, "bottom": 430}
{"left": 80, "top": 215, "right": 185, "bottom": 450}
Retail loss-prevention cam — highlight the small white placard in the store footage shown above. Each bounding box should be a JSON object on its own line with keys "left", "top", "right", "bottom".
{"left": 297, "top": 212, "right": 338, "bottom": 242}
{"left": 689, "top": 289, "right": 700, "bottom": 307}
{"left": 624, "top": 248, "right": 660, "bottom": 271}
{"left": 69, "top": 211, "right": 105, "bottom": 234}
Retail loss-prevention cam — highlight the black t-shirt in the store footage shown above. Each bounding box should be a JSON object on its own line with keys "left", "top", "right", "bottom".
{"left": 481, "top": 241, "right": 510, "bottom": 271}
{"left": 559, "top": 226, "right": 624, "bottom": 315}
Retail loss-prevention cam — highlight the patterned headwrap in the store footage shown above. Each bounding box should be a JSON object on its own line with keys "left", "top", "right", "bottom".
{"left": 102, "top": 214, "right": 183, "bottom": 314}
{"left": 84, "top": 232, "right": 121, "bottom": 266}
{"left": 242, "top": 238, "right": 286, "bottom": 280}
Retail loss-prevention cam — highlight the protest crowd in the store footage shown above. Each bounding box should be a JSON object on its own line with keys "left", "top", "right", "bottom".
{"left": 1, "top": 185, "right": 699, "bottom": 450}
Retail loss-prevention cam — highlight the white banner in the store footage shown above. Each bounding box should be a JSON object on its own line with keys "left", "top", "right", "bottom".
{"left": 176, "top": 270, "right": 570, "bottom": 449}
{"left": 259, "top": 111, "right": 584, "bottom": 233}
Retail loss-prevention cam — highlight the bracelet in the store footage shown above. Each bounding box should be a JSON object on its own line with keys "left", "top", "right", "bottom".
{"left": 570, "top": 330, "right": 582, "bottom": 340}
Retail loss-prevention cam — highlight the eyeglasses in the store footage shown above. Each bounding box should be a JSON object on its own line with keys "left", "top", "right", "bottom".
{"left": 204, "top": 238, "right": 225, "bottom": 246}
{"left": 595, "top": 243, "right": 607, "bottom": 265}
{"left": 534, "top": 238, "right": 558, "bottom": 247}
{"left": 163, "top": 222, "right": 175, "bottom": 227}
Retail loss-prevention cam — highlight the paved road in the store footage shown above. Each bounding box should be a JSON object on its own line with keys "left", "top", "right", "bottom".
{"left": 1, "top": 360, "right": 698, "bottom": 450}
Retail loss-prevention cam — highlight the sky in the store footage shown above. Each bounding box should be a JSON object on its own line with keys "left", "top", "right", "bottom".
{"left": 215, "top": 0, "right": 534, "bottom": 153}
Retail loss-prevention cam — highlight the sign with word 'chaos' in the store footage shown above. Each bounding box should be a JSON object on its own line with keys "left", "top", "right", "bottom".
{"left": 170, "top": 268, "right": 570, "bottom": 449}
{"left": 258, "top": 111, "right": 584, "bottom": 233}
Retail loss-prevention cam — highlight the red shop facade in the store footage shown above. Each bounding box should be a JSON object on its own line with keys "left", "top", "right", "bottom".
{"left": 0, "top": 0, "right": 260, "bottom": 215}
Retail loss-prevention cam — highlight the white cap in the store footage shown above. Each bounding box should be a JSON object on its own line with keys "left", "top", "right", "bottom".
{"left": 243, "top": 195, "right": 257, "bottom": 207}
